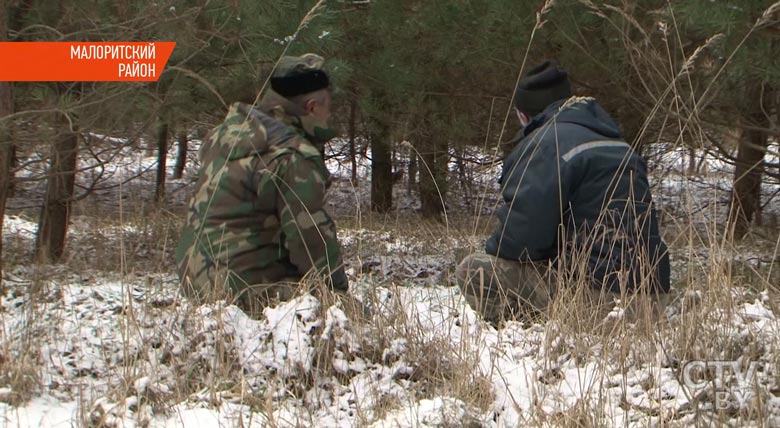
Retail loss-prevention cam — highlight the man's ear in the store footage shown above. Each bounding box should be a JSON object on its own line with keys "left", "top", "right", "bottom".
{"left": 304, "top": 97, "right": 317, "bottom": 114}
{"left": 515, "top": 108, "right": 529, "bottom": 126}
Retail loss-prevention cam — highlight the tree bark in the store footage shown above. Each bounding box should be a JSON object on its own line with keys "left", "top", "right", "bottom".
{"left": 348, "top": 97, "right": 358, "bottom": 184}
{"left": 729, "top": 84, "right": 771, "bottom": 239}
{"left": 687, "top": 147, "right": 697, "bottom": 176}
{"left": 36, "top": 115, "right": 78, "bottom": 263}
{"left": 155, "top": 119, "right": 169, "bottom": 202}
{"left": 370, "top": 120, "right": 392, "bottom": 213}
{"left": 0, "top": 0, "right": 14, "bottom": 277}
{"left": 407, "top": 147, "right": 417, "bottom": 197}
{"left": 419, "top": 134, "right": 447, "bottom": 220}
{"left": 173, "top": 130, "right": 187, "bottom": 180}
{"left": 7, "top": 144, "right": 15, "bottom": 197}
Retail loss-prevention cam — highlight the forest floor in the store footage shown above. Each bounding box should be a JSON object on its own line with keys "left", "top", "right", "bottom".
{"left": 1, "top": 140, "right": 780, "bottom": 427}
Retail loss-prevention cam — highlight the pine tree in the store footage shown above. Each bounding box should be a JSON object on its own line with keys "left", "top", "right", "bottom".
{"left": 9, "top": 0, "right": 331, "bottom": 262}
{"left": 655, "top": 1, "right": 778, "bottom": 237}
{"left": 0, "top": 0, "right": 13, "bottom": 278}
{"left": 330, "top": 0, "right": 540, "bottom": 219}
{"left": 544, "top": 0, "right": 780, "bottom": 237}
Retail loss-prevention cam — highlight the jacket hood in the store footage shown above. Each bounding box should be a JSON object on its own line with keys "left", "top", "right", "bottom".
{"left": 204, "top": 102, "right": 298, "bottom": 161}
{"left": 524, "top": 97, "right": 623, "bottom": 140}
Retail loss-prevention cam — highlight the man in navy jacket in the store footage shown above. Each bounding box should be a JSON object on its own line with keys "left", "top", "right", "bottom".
{"left": 456, "top": 60, "right": 670, "bottom": 325}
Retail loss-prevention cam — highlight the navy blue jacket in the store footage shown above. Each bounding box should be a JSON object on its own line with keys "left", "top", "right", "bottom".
{"left": 487, "top": 98, "right": 670, "bottom": 292}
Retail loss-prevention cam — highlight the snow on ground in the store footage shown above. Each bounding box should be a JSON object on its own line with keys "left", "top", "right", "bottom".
{"left": 2, "top": 259, "right": 780, "bottom": 427}
{"left": 3, "top": 134, "right": 780, "bottom": 427}
{"left": 649, "top": 141, "right": 780, "bottom": 224}
{"left": 2, "top": 215, "right": 37, "bottom": 241}
{"left": 9, "top": 136, "right": 201, "bottom": 212}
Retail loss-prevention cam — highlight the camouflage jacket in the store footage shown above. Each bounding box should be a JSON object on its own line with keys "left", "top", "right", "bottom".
{"left": 176, "top": 102, "right": 348, "bottom": 301}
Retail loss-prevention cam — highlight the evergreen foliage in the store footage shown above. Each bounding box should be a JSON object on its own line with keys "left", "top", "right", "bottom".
{"left": 1, "top": 0, "right": 779, "bottom": 255}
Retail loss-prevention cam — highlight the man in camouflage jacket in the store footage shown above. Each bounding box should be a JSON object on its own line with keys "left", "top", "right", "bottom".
{"left": 176, "top": 54, "right": 348, "bottom": 316}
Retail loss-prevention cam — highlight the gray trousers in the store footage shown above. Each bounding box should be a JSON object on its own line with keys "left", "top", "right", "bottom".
{"left": 456, "top": 253, "right": 637, "bottom": 324}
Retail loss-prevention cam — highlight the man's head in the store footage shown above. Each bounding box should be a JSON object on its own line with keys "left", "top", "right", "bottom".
{"left": 263, "top": 53, "right": 336, "bottom": 143}
{"left": 270, "top": 53, "right": 332, "bottom": 121}
{"left": 513, "top": 60, "right": 572, "bottom": 125}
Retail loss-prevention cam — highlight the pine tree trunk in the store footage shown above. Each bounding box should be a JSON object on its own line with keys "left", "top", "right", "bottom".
{"left": 8, "top": 144, "right": 15, "bottom": 197}
{"left": 1, "top": 0, "right": 16, "bottom": 202}
{"left": 370, "top": 121, "right": 392, "bottom": 212}
{"left": 455, "top": 149, "right": 471, "bottom": 209}
{"left": 407, "top": 148, "right": 417, "bottom": 197}
{"left": 687, "top": 147, "right": 697, "bottom": 176}
{"left": 36, "top": 117, "right": 78, "bottom": 263}
{"left": 348, "top": 97, "right": 358, "bottom": 184}
{"left": 173, "top": 130, "right": 187, "bottom": 180}
{"left": 0, "top": 129, "right": 9, "bottom": 280}
{"left": 146, "top": 140, "right": 156, "bottom": 157}
{"left": 730, "top": 131, "right": 765, "bottom": 237}
{"left": 0, "top": 0, "right": 13, "bottom": 277}
{"left": 729, "top": 84, "right": 771, "bottom": 239}
{"left": 419, "top": 135, "right": 447, "bottom": 220}
{"left": 419, "top": 149, "right": 438, "bottom": 218}
{"left": 155, "top": 119, "right": 169, "bottom": 202}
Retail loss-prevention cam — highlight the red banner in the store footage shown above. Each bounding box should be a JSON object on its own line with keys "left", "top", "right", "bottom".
{"left": 0, "top": 42, "right": 176, "bottom": 82}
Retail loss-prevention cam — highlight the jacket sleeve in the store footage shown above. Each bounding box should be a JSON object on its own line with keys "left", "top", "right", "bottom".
{"left": 486, "top": 140, "right": 570, "bottom": 261}
{"left": 276, "top": 154, "right": 348, "bottom": 291}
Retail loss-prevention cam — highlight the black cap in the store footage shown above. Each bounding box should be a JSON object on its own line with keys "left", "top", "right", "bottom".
{"left": 270, "top": 53, "right": 330, "bottom": 98}
{"left": 514, "top": 60, "right": 572, "bottom": 117}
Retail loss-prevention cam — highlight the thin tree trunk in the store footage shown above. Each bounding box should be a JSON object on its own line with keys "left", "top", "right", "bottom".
{"left": 729, "top": 84, "right": 771, "bottom": 239}
{"left": 370, "top": 120, "right": 392, "bottom": 213}
{"left": 0, "top": 127, "right": 9, "bottom": 280}
{"left": 419, "top": 149, "right": 439, "bottom": 218}
{"left": 36, "top": 115, "right": 78, "bottom": 263}
{"left": 8, "top": 144, "right": 15, "bottom": 197}
{"left": 407, "top": 147, "right": 417, "bottom": 197}
{"left": 419, "top": 134, "right": 447, "bottom": 220}
{"left": 0, "top": 0, "right": 14, "bottom": 278}
{"left": 173, "top": 130, "right": 187, "bottom": 180}
{"left": 696, "top": 151, "right": 707, "bottom": 176}
{"left": 455, "top": 149, "right": 471, "bottom": 209}
{"left": 348, "top": 97, "right": 358, "bottom": 184}
{"left": 146, "top": 140, "right": 156, "bottom": 157}
{"left": 687, "top": 147, "right": 696, "bottom": 176}
{"left": 730, "top": 131, "right": 765, "bottom": 237}
{"left": 155, "top": 119, "right": 169, "bottom": 202}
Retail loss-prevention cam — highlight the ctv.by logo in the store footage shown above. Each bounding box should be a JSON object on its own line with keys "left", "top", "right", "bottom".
{"left": 681, "top": 360, "right": 765, "bottom": 409}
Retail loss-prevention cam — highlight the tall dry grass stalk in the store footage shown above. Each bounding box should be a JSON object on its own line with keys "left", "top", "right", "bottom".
{"left": 469, "top": 0, "right": 559, "bottom": 241}
{"left": 688, "top": 0, "right": 780, "bottom": 116}
{"left": 756, "top": 1, "right": 780, "bottom": 28}
{"left": 4, "top": 2, "right": 780, "bottom": 427}
{"left": 399, "top": 140, "right": 451, "bottom": 231}
{"left": 494, "top": 0, "right": 557, "bottom": 147}
{"left": 249, "top": 0, "right": 329, "bottom": 110}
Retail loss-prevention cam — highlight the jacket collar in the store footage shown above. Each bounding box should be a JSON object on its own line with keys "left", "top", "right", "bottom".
{"left": 522, "top": 98, "right": 568, "bottom": 137}
{"left": 257, "top": 90, "right": 308, "bottom": 136}
{"left": 257, "top": 89, "right": 335, "bottom": 147}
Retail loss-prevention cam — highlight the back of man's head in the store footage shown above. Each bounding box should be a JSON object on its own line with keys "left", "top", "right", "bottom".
{"left": 513, "top": 60, "right": 572, "bottom": 118}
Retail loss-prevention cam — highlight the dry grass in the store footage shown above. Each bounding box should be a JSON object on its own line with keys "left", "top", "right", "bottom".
{"left": 3, "top": 182, "right": 780, "bottom": 427}
{"left": 2, "top": 3, "right": 780, "bottom": 427}
{"left": 375, "top": 290, "right": 495, "bottom": 411}
{"left": 0, "top": 269, "right": 60, "bottom": 407}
